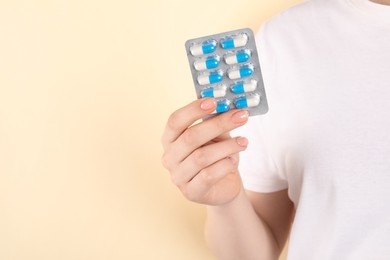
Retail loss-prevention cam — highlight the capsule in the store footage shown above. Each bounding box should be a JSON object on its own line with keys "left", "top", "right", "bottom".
{"left": 221, "top": 34, "right": 248, "bottom": 49}
{"left": 197, "top": 71, "right": 223, "bottom": 85}
{"left": 231, "top": 80, "right": 257, "bottom": 94}
{"left": 234, "top": 95, "right": 260, "bottom": 109}
{"left": 224, "top": 50, "right": 251, "bottom": 65}
{"left": 215, "top": 100, "right": 230, "bottom": 113}
{"left": 228, "top": 65, "right": 254, "bottom": 79}
{"left": 194, "top": 56, "right": 220, "bottom": 71}
{"left": 190, "top": 40, "right": 217, "bottom": 56}
{"left": 201, "top": 85, "right": 227, "bottom": 98}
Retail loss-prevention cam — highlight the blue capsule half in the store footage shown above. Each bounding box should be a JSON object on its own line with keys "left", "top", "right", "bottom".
{"left": 221, "top": 38, "right": 235, "bottom": 49}
{"left": 236, "top": 50, "right": 250, "bottom": 63}
{"left": 201, "top": 88, "right": 214, "bottom": 98}
{"left": 239, "top": 66, "right": 253, "bottom": 78}
{"left": 216, "top": 101, "right": 230, "bottom": 113}
{"left": 205, "top": 56, "right": 219, "bottom": 69}
{"left": 209, "top": 72, "right": 223, "bottom": 84}
{"left": 235, "top": 96, "right": 248, "bottom": 109}
{"left": 231, "top": 83, "right": 245, "bottom": 94}
{"left": 202, "top": 40, "right": 217, "bottom": 54}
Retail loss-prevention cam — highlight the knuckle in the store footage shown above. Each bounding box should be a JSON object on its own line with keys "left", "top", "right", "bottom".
{"left": 160, "top": 134, "right": 166, "bottom": 146}
{"left": 225, "top": 156, "right": 238, "bottom": 171}
{"left": 182, "top": 128, "right": 196, "bottom": 147}
{"left": 228, "top": 160, "right": 239, "bottom": 172}
{"left": 192, "top": 149, "right": 208, "bottom": 168}
{"left": 199, "top": 168, "right": 214, "bottom": 186}
{"left": 161, "top": 152, "right": 172, "bottom": 170}
{"left": 167, "top": 112, "right": 180, "bottom": 132}
{"left": 215, "top": 115, "right": 228, "bottom": 132}
{"left": 170, "top": 174, "right": 181, "bottom": 187}
{"left": 180, "top": 185, "right": 198, "bottom": 202}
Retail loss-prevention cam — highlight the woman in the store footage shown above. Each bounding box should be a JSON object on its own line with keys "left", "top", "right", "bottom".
{"left": 161, "top": 0, "right": 390, "bottom": 259}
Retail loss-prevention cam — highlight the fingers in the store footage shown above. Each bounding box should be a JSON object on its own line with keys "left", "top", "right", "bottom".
{"left": 167, "top": 109, "right": 249, "bottom": 163}
{"left": 161, "top": 98, "right": 217, "bottom": 149}
{"left": 180, "top": 157, "right": 240, "bottom": 204}
{"left": 170, "top": 136, "right": 248, "bottom": 187}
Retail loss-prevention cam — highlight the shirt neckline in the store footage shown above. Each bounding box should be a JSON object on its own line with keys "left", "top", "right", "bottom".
{"left": 345, "top": 0, "right": 390, "bottom": 25}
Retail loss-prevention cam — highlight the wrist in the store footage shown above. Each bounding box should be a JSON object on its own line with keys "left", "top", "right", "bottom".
{"left": 206, "top": 185, "right": 249, "bottom": 214}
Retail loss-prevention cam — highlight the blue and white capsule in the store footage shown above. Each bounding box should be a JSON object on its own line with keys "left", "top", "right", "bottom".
{"left": 231, "top": 80, "right": 257, "bottom": 94}
{"left": 194, "top": 55, "right": 220, "bottom": 71}
{"left": 234, "top": 94, "right": 261, "bottom": 109}
{"left": 214, "top": 100, "right": 230, "bottom": 113}
{"left": 228, "top": 65, "right": 254, "bottom": 80}
{"left": 201, "top": 85, "right": 227, "bottom": 98}
{"left": 197, "top": 71, "right": 223, "bottom": 85}
{"left": 224, "top": 50, "right": 251, "bottom": 65}
{"left": 221, "top": 33, "right": 249, "bottom": 49}
{"left": 190, "top": 39, "right": 217, "bottom": 56}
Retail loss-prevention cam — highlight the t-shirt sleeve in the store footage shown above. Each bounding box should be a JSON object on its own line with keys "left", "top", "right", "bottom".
{"left": 234, "top": 118, "right": 288, "bottom": 193}
{"left": 232, "top": 21, "right": 290, "bottom": 193}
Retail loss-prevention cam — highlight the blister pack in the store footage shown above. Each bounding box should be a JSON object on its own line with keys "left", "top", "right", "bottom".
{"left": 185, "top": 28, "right": 268, "bottom": 116}
{"left": 185, "top": 28, "right": 268, "bottom": 118}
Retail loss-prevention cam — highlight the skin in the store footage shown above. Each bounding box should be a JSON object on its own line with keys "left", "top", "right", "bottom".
{"left": 370, "top": 0, "right": 390, "bottom": 5}
{"left": 161, "top": 98, "right": 294, "bottom": 259}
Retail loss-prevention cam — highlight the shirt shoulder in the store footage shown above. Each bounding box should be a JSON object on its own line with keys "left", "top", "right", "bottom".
{"left": 259, "top": 0, "right": 338, "bottom": 43}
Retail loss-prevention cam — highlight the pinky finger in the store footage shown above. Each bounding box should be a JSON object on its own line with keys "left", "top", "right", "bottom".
{"left": 180, "top": 157, "right": 239, "bottom": 204}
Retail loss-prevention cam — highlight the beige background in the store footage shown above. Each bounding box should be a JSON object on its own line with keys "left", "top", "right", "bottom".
{"left": 0, "top": 0, "right": 300, "bottom": 259}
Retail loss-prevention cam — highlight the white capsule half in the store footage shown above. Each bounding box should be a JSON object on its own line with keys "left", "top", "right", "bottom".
{"left": 213, "top": 87, "right": 227, "bottom": 97}
{"left": 190, "top": 46, "right": 203, "bottom": 56}
{"left": 246, "top": 95, "right": 260, "bottom": 107}
{"left": 228, "top": 70, "right": 240, "bottom": 80}
{"left": 197, "top": 75, "right": 210, "bottom": 85}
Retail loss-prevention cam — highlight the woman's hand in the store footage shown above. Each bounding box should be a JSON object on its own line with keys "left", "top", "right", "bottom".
{"left": 161, "top": 98, "right": 249, "bottom": 205}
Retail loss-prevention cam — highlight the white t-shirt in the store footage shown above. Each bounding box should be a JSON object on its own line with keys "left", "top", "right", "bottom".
{"left": 235, "top": 0, "right": 390, "bottom": 259}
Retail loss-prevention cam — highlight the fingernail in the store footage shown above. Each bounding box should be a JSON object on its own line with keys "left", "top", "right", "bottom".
{"left": 231, "top": 110, "right": 249, "bottom": 124}
{"left": 200, "top": 98, "right": 216, "bottom": 110}
{"left": 236, "top": 137, "right": 248, "bottom": 147}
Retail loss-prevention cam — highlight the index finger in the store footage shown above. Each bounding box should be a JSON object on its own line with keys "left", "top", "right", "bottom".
{"left": 161, "top": 98, "right": 216, "bottom": 148}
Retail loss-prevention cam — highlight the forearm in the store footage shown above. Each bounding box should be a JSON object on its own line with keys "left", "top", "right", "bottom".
{"left": 205, "top": 187, "right": 280, "bottom": 260}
